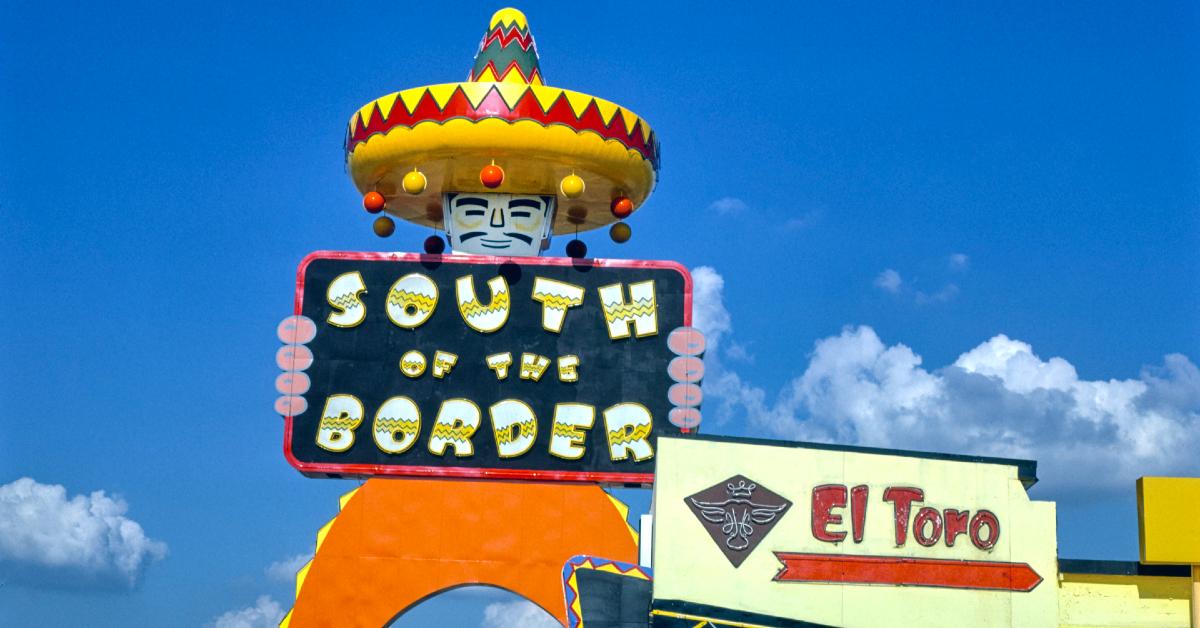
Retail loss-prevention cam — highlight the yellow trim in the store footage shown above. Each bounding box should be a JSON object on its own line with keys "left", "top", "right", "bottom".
{"left": 594, "top": 99, "right": 620, "bottom": 127}
{"left": 338, "top": 486, "right": 359, "bottom": 510}
{"left": 495, "top": 81, "right": 530, "bottom": 110}
{"left": 427, "top": 84, "right": 460, "bottom": 110}
{"left": 293, "top": 561, "right": 311, "bottom": 599}
{"left": 461, "top": 82, "right": 494, "bottom": 109}
{"left": 649, "top": 609, "right": 772, "bottom": 628}
{"left": 289, "top": 485, "right": 361, "bottom": 626}
{"left": 605, "top": 493, "right": 639, "bottom": 545}
{"left": 375, "top": 93, "right": 399, "bottom": 122}
{"left": 531, "top": 85, "right": 562, "bottom": 112}
{"left": 564, "top": 90, "right": 594, "bottom": 118}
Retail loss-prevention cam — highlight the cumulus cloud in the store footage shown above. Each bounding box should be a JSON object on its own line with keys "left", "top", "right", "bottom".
{"left": 707, "top": 197, "right": 749, "bottom": 215}
{"left": 0, "top": 478, "right": 167, "bottom": 590}
{"left": 481, "top": 599, "right": 558, "bottom": 628}
{"left": 873, "top": 269, "right": 903, "bottom": 294}
{"left": 948, "top": 253, "right": 970, "bottom": 271}
{"left": 693, "top": 267, "right": 1200, "bottom": 495}
{"left": 209, "top": 596, "right": 285, "bottom": 628}
{"left": 265, "top": 553, "right": 311, "bottom": 583}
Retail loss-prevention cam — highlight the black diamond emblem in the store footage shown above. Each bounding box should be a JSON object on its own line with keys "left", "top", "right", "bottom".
{"left": 685, "top": 474, "right": 791, "bottom": 568}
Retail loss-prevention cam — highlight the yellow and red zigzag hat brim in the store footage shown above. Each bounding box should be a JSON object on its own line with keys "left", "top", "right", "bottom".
{"left": 345, "top": 82, "right": 659, "bottom": 234}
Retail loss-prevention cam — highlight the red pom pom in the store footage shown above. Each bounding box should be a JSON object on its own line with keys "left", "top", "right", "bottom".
{"left": 610, "top": 196, "right": 633, "bottom": 218}
{"left": 480, "top": 164, "right": 504, "bottom": 189}
{"left": 363, "top": 191, "right": 385, "bottom": 213}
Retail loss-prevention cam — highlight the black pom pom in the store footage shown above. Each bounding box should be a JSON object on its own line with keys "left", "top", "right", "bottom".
{"left": 423, "top": 235, "right": 446, "bottom": 254}
{"left": 565, "top": 239, "right": 587, "bottom": 259}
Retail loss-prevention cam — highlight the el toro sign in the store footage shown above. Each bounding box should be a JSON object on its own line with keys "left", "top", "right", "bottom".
{"left": 280, "top": 252, "right": 698, "bottom": 485}
{"left": 652, "top": 435, "right": 1059, "bottom": 627}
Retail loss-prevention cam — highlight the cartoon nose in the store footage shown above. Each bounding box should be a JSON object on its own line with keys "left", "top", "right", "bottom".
{"left": 490, "top": 207, "right": 505, "bottom": 227}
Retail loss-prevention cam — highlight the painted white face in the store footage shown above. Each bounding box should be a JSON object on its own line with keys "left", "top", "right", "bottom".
{"left": 443, "top": 192, "right": 554, "bottom": 257}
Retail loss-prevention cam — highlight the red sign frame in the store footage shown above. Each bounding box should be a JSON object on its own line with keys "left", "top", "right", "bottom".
{"left": 282, "top": 250, "right": 693, "bottom": 485}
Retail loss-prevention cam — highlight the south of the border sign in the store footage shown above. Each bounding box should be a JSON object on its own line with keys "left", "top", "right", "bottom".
{"left": 282, "top": 252, "right": 694, "bottom": 484}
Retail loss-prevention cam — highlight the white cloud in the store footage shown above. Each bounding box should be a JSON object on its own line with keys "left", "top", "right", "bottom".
{"left": 707, "top": 197, "right": 749, "bottom": 215}
{"left": 693, "top": 267, "right": 1200, "bottom": 495}
{"left": 949, "top": 253, "right": 970, "bottom": 271}
{"left": 265, "top": 553, "right": 311, "bottom": 583}
{"left": 0, "top": 477, "right": 167, "bottom": 589}
{"left": 481, "top": 599, "right": 558, "bottom": 628}
{"left": 874, "top": 267, "right": 958, "bottom": 303}
{"left": 783, "top": 210, "right": 820, "bottom": 231}
{"left": 915, "top": 283, "right": 959, "bottom": 304}
{"left": 873, "top": 269, "right": 903, "bottom": 293}
{"left": 209, "top": 596, "right": 285, "bottom": 628}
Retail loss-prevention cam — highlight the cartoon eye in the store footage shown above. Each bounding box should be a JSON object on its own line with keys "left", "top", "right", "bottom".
{"left": 454, "top": 197, "right": 489, "bottom": 208}
{"left": 464, "top": 209, "right": 486, "bottom": 217}
{"left": 510, "top": 211, "right": 532, "bottom": 219}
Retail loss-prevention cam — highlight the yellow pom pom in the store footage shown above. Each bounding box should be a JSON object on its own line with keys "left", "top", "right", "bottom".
{"left": 559, "top": 174, "right": 585, "bottom": 199}
{"left": 402, "top": 170, "right": 427, "bottom": 195}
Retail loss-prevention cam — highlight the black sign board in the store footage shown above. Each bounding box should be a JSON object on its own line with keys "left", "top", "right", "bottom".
{"left": 283, "top": 251, "right": 695, "bottom": 485}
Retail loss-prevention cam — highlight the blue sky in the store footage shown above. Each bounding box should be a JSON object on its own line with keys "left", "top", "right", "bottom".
{"left": 1, "top": 1, "right": 1198, "bottom": 626}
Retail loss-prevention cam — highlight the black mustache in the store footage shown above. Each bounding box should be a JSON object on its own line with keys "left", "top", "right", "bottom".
{"left": 459, "top": 232, "right": 534, "bottom": 245}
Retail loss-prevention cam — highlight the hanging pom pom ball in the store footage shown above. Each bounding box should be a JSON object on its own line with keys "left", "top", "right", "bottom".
{"left": 480, "top": 163, "right": 505, "bottom": 189}
{"left": 565, "top": 239, "right": 587, "bottom": 259}
{"left": 559, "top": 174, "right": 586, "bottom": 199}
{"left": 402, "top": 170, "right": 428, "bottom": 195}
{"left": 610, "top": 196, "right": 634, "bottom": 219}
{"left": 363, "top": 191, "right": 386, "bottom": 213}
{"left": 423, "top": 234, "right": 446, "bottom": 254}
{"left": 609, "top": 222, "right": 631, "bottom": 243}
{"left": 372, "top": 216, "right": 396, "bottom": 237}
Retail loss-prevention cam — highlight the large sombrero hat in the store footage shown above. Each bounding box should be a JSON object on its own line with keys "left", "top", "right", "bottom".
{"left": 345, "top": 7, "right": 659, "bottom": 236}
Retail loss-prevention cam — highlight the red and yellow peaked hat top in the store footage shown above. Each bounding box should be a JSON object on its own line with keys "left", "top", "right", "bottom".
{"left": 345, "top": 7, "right": 659, "bottom": 235}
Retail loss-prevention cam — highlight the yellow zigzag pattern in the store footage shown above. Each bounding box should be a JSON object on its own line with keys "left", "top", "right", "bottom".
{"left": 329, "top": 294, "right": 362, "bottom": 310}
{"left": 608, "top": 422, "right": 652, "bottom": 446}
{"left": 352, "top": 84, "right": 655, "bottom": 145}
{"left": 387, "top": 289, "right": 436, "bottom": 311}
{"left": 534, "top": 292, "right": 583, "bottom": 311}
{"left": 431, "top": 422, "right": 475, "bottom": 444}
{"left": 459, "top": 291, "right": 510, "bottom": 318}
{"left": 374, "top": 418, "right": 419, "bottom": 434}
{"left": 602, "top": 298, "right": 655, "bottom": 323}
{"left": 495, "top": 419, "right": 536, "bottom": 445}
{"left": 552, "top": 422, "right": 585, "bottom": 438}
{"left": 320, "top": 416, "right": 360, "bottom": 430}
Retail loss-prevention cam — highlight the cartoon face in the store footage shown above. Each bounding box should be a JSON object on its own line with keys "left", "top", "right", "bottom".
{"left": 443, "top": 193, "right": 555, "bottom": 257}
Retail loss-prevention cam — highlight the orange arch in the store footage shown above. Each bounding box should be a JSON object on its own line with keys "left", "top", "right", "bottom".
{"left": 283, "top": 478, "right": 640, "bottom": 627}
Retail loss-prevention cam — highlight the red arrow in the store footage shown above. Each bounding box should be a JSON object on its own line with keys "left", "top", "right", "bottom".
{"left": 773, "top": 552, "right": 1042, "bottom": 592}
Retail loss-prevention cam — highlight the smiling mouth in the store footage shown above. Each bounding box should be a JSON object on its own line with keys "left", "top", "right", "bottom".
{"left": 479, "top": 239, "right": 512, "bottom": 249}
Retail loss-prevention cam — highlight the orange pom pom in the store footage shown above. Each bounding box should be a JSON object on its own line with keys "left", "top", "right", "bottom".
{"left": 480, "top": 164, "right": 504, "bottom": 189}
{"left": 363, "top": 191, "right": 385, "bottom": 213}
{"left": 610, "top": 196, "right": 633, "bottom": 218}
